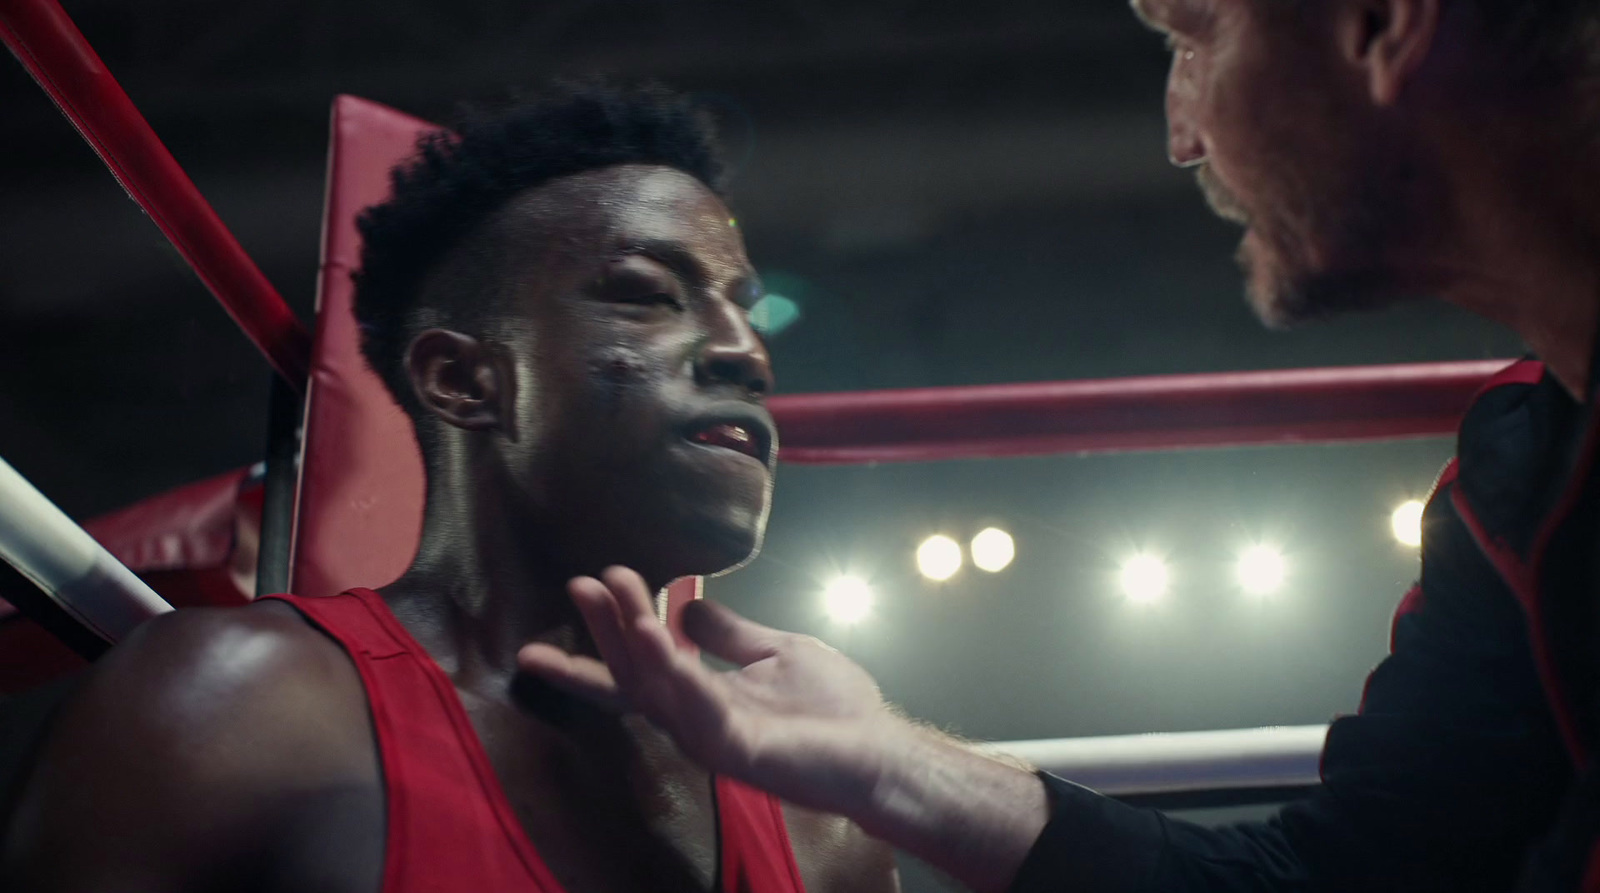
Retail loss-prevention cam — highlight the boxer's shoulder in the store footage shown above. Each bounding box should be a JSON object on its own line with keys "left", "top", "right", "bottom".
{"left": 72, "top": 601, "right": 377, "bottom": 777}
{"left": 42, "top": 603, "right": 375, "bottom": 791}
{"left": 5, "top": 604, "right": 385, "bottom": 891}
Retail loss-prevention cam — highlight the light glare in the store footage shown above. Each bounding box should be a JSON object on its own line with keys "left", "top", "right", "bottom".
{"left": 823, "top": 576, "right": 875, "bottom": 624}
{"left": 1391, "top": 500, "right": 1425, "bottom": 548}
{"left": 1236, "top": 545, "right": 1287, "bottom": 595}
{"left": 1120, "top": 553, "right": 1169, "bottom": 604}
{"left": 916, "top": 535, "right": 963, "bottom": 581}
{"left": 970, "top": 528, "right": 1016, "bottom": 573}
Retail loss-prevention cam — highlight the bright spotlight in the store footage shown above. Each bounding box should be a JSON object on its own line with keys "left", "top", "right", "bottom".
{"left": 970, "top": 527, "right": 1015, "bottom": 573}
{"left": 1119, "top": 553, "right": 1169, "bottom": 605}
{"left": 1236, "top": 544, "right": 1287, "bottom": 595}
{"left": 916, "top": 535, "right": 963, "bottom": 581}
{"left": 823, "top": 576, "right": 875, "bottom": 624}
{"left": 1391, "top": 500, "right": 1425, "bottom": 548}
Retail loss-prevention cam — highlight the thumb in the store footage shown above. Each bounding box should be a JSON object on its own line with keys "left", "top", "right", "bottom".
{"left": 681, "top": 599, "right": 784, "bottom": 667}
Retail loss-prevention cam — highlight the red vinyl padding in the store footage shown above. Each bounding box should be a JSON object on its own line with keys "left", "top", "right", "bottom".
{"left": 289, "top": 96, "right": 434, "bottom": 600}
{"left": 84, "top": 467, "right": 252, "bottom": 574}
{"left": 291, "top": 96, "right": 701, "bottom": 616}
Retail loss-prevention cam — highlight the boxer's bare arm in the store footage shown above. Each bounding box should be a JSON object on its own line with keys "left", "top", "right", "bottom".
{"left": 1, "top": 605, "right": 384, "bottom": 893}
{"left": 520, "top": 568, "right": 1047, "bottom": 893}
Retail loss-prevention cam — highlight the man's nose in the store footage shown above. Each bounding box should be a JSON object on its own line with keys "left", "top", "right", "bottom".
{"left": 1166, "top": 55, "right": 1206, "bottom": 168}
{"left": 696, "top": 303, "right": 773, "bottom": 397}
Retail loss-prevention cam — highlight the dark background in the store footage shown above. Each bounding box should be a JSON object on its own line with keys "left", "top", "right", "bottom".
{"left": 1, "top": 2, "right": 1522, "bottom": 888}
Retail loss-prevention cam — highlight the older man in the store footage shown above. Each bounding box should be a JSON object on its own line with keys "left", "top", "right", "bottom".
{"left": 521, "top": 1, "right": 1600, "bottom": 891}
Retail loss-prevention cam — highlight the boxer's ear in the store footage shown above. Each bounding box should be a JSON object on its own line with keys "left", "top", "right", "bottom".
{"left": 1339, "top": 0, "right": 1441, "bottom": 106}
{"left": 406, "top": 329, "right": 511, "bottom": 432}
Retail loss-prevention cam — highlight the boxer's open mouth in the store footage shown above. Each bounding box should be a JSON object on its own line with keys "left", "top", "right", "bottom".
{"left": 684, "top": 412, "right": 774, "bottom": 464}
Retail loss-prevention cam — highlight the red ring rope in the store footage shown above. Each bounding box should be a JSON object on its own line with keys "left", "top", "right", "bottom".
{"left": 0, "top": 0, "right": 312, "bottom": 388}
{"left": 769, "top": 360, "right": 1508, "bottom": 463}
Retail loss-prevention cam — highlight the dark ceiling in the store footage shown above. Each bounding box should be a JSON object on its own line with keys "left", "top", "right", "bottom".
{"left": 0, "top": 3, "right": 1524, "bottom": 878}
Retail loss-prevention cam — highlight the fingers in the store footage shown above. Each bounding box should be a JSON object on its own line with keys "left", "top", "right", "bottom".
{"left": 567, "top": 574, "right": 641, "bottom": 692}
{"left": 515, "top": 643, "right": 630, "bottom": 712}
{"left": 599, "top": 566, "right": 658, "bottom": 627}
{"left": 557, "top": 569, "right": 705, "bottom": 712}
{"left": 534, "top": 567, "right": 752, "bottom": 771}
{"left": 514, "top": 570, "right": 661, "bottom": 713}
{"left": 680, "top": 599, "right": 784, "bottom": 667}
{"left": 525, "top": 568, "right": 740, "bottom": 749}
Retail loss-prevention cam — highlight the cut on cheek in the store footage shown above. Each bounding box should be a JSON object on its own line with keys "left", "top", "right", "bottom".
{"left": 591, "top": 349, "right": 650, "bottom": 382}
{"left": 585, "top": 349, "right": 652, "bottom": 411}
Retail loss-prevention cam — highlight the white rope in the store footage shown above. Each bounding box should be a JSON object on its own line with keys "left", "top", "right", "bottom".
{"left": 0, "top": 456, "right": 172, "bottom": 642}
{"left": 982, "top": 724, "right": 1328, "bottom": 796}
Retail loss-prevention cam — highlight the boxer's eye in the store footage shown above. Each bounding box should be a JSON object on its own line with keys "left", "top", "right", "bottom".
{"left": 600, "top": 269, "right": 685, "bottom": 312}
{"left": 619, "top": 291, "right": 682, "bottom": 309}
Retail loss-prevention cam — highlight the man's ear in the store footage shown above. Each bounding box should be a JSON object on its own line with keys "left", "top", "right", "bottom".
{"left": 404, "top": 329, "right": 512, "bottom": 432}
{"left": 1338, "top": 0, "right": 1441, "bottom": 106}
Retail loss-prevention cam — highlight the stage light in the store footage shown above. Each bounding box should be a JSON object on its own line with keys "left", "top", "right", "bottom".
{"left": 916, "top": 535, "right": 963, "bottom": 581}
{"left": 1391, "top": 500, "right": 1425, "bottom": 548}
{"left": 970, "top": 527, "right": 1015, "bottom": 573}
{"left": 1120, "top": 553, "right": 1169, "bottom": 605}
{"left": 1236, "top": 544, "right": 1287, "bottom": 595}
{"left": 823, "top": 576, "right": 875, "bottom": 624}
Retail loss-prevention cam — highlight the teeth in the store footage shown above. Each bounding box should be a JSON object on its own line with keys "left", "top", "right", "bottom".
{"left": 693, "top": 424, "right": 747, "bottom": 441}
{"left": 691, "top": 423, "right": 758, "bottom": 456}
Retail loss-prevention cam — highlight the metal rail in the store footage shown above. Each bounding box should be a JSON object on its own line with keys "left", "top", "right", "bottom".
{"left": 983, "top": 724, "right": 1327, "bottom": 796}
{"left": 0, "top": 456, "right": 172, "bottom": 644}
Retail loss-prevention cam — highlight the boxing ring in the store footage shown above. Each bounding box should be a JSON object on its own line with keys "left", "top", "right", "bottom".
{"left": 0, "top": 0, "right": 1503, "bottom": 806}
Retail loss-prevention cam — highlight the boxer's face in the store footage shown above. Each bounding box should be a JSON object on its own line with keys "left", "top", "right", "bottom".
{"left": 415, "top": 165, "right": 776, "bottom": 582}
{"left": 1135, "top": 0, "right": 1420, "bottom": 325}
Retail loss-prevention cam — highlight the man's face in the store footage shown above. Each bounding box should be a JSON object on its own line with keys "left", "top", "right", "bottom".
{"left": 483, "top": 165, "right": 775, "bottom": 583}
{"left": 1134, "top": 0, "right": 1421, "bottom": 325}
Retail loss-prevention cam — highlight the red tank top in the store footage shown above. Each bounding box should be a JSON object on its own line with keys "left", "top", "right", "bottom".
{"left": 263, "top": 589, "right": 808, "bottom": 893}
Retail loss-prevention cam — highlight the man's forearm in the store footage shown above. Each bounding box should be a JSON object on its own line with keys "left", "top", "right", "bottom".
{"left": 844, "top": 720, "right": 1050, "bottom": 893}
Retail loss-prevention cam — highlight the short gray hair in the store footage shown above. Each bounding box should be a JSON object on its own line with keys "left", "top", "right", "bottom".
{"left": 1269, "top": 1, "right": 1600, "bottom": 85}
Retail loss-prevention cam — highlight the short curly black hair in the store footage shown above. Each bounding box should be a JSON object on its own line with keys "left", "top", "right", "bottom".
{"left": 352, "top": 82, "right": 726, "bottom": 416}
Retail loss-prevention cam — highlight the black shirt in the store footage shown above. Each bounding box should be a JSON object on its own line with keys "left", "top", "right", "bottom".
{"left": 1009, "top": 360, "right": 1597, "bottom": 892}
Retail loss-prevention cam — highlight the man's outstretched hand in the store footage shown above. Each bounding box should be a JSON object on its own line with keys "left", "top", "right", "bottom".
{"left": 517, "top": 566, "right": 1051, "bottom": 893}
{"left": 516, "top": 566, "right": 900, "bottom": 818}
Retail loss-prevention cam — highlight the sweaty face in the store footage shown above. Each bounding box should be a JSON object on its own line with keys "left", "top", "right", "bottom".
{"left": 488, "top": 166, "right": 775, "bottom": 583}
{"left": 1137, "top": 0, "right": 1421, "bottom": 325}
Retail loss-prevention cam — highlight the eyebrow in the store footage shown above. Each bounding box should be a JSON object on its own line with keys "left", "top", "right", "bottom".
{"left": 618, "top": 240, "right": 765, "bottom": 309}
{"left": 620, "top": 240, "right": 709, "bottom": 285}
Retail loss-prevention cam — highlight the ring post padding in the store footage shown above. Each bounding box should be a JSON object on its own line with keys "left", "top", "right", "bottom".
{"left": 982, "top": 724, "right": 1328, "bottom": 797}
{"left": 0, "top": 457, "right": 172, "bottom": 643}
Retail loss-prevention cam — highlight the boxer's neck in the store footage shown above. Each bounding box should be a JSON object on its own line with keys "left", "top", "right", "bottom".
{"left": 379, "top": 457, "right": 666, "bottom": 685}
